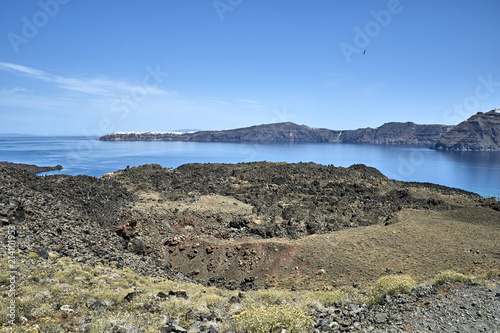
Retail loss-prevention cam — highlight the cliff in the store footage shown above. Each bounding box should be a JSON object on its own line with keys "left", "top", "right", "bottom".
{"left": 340, "top": 122, "right": 453, "bottom": 146}
{"left": 99, "top": 121, "right": 451, "bottom": 146}
{"left": 430, "top": 110, "right": 500, "bottom": 151}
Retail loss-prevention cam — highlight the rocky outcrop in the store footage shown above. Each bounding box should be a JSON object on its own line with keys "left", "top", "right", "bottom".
{"left": 0, "top": 165, "right": 185, "bottom": 281}
{"left": 431, "top": 109, "right": 500, "bottom": 151}
{"left": 309, "top": 280, "right": 500, "bottom": 332}
{"left": 0, "top": 161, "right": 63, "bottom": 173}
{"left": 99, "top": 122, "right": 452, "bottom": 146}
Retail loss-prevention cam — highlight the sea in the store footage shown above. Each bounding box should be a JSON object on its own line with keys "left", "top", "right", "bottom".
{"left": 1, "top": 136, "right": 499, "bottom": 199}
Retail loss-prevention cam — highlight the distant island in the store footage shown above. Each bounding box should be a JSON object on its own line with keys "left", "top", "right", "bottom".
{"left": 99, "top": 121, "right": 452, "bottom": 147}
{"left": 99, "top": 109, "right": 500, "bottom": 150}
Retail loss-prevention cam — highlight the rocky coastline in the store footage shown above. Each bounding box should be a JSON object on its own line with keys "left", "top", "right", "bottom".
{"left": 98, "top": 121, "right": 452, "bottom": 147}
{"left": 99, "top": 108, "right": 500, "bottom": 151}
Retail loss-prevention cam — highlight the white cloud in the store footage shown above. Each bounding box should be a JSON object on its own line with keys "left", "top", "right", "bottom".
{"left": 0, "top": 62, "right": 283, "bottom": 134}
{"left": 237, "top": 99, "right": 260, "bottom": 104}
{"left": 0, "top": 62, "right": 48, "bottom": 78}
{"left": 237, "top": 99, "right": 263, "bottom": 108}
{"left": 0, "top": 87, "right": 29, "bottom": 94}
{"left": 0, "top": 62, "right": 174, "bottom": 97}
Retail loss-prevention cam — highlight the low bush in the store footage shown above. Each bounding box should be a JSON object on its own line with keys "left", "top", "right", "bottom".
{"left": 27, "top": 253, "right": 38, "bottom": 260}
{"left": 231, "top": 304, "right": 312, "bottom": 333}
{"left": 433, "top": 270, "right": 470, "bottom": 285}
{"left": 369, "top": 275, "right": 415, "bottom": 305}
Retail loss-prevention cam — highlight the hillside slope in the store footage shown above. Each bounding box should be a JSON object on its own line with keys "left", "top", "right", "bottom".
{"left": 340, "top": 122, "right": 452, "bottom": 145}
{"left": 1, "top": 162, "right": 500, "bottom": 331}
{"left": 3, "top": 161, "right": 497, "bottom": 290}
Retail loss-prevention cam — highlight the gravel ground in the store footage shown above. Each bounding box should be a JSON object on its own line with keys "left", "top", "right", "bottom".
{"left": 311, "top": 279, "right": 500, "bottom": 332}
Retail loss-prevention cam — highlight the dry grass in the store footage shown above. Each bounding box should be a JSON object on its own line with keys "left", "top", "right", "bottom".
{"left": 295, "top": 209, "right": 500, "bottom": 290}
{"left": 0, "top": 247, "right": 498, "bottom": 332}
{"left": 231, "top": 304, "right": 312, "bottom": 333}
{"left": 0, "top": 255, "right": 369, "bottom": 331}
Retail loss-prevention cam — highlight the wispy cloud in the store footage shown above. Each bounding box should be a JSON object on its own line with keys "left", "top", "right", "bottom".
{"left": 0, "top": 87, "right": 29, "bottom": 94}
{"left": 237, "top": 99, "right": 260, "bottom": 104}
{"left": 0, "top": 63, "right": 48, "bottom": 77}
{"left": 0, "top": 87, "right": 73, "bottom": 109}
{"left": 0, "top": 62, "right": 174, "bottom": 97}
{"left": 204, "top": 98, "right": 230, "bottom": 106}
{"left": 0, "top": 62, "right": 282, "bottom": 134}
{"left": 237, "top": 99, "right": 263, "bottom": 108}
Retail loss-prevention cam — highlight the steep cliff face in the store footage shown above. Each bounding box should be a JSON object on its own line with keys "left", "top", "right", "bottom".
{"left": 188, "top": 122, "right": 342, "bottom": 143}
{"left": 98, "top": 123, "right": 342, "bottom": 143}
{"left": 340, "top": 122, "right": 452, "bottom": 146}
{"left": 430, "top": 110, "right": 500, "bottom": 151}
{"left": 99, "top": 121, "right": 451, "bottom": 146}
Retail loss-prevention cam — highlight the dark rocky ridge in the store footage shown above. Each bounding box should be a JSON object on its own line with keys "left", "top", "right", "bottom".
{"left": 109, "top": 162, "right": 486, "bottom": 241}
{"left": 100, "top": 162, "right": 499, "bottom": 289}
{"left": 99, "top": 121, "right": 452, "bottom": 147}
{"left": 431, "top": 109, "right": 500, "bottom": 151}
{"left": 0, "top": 161, "right": 63, "bottom": 173}
{"left": 0, "top": 165, "right": 186, "bottom": 281}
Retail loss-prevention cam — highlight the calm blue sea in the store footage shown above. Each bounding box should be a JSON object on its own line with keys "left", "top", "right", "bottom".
{"left": 1, "top": 136, "right": 499, "bottom": 199}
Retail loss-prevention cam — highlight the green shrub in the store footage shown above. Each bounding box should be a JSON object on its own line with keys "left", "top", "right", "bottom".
{"left": 307, "top": 290, "right": 345, "bottom": 306}
{"left": 200, "top": 294, "right": 222, "bottom": 308}
{"left": 433, "top": 270, "right": 470, "bottom": 285}
{"left": 369, "top": 275, "right": 415, "bottom": 305}
{"left": 254, "top": 289, "right": 291, "bottom": 306}
{"left": 231, "top": 304, "right": 312, "bottom": 333}
{"left": 27, "top": 252, "right": 39, "bottom": 259}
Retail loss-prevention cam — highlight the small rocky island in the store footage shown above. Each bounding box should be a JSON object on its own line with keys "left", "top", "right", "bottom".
{"left": 0, "top": 161, "right": 63, "bottom": 173}
{"left": 99, "top": 121, "right": 452, "bottom": 147}
{"left": 431, "top": 109, "right": 500, "bottom": 151}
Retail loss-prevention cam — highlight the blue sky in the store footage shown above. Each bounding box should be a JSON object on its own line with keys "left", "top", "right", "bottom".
{"left": 1, "top": 0, "right": 499, "bottom": 135}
